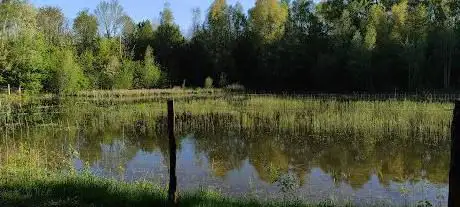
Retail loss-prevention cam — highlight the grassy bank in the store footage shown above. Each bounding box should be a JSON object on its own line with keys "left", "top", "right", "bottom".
{"left": 0, "top": 145, "right": 341, "bottom": 207}
{"left": 1, "top": 172, "right": 345, "bottom": 207}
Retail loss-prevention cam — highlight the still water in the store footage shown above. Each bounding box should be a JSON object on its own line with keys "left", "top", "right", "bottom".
{"left": 69, "top": 129, "right": 449, "bottom": 206}
{"left": 0, "top": 99, "right": 450, "bottom": 206}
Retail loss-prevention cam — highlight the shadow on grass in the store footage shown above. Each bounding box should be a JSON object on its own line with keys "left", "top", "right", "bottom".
{"left": 0, "top": 177, "right": 166, "bottom": 207}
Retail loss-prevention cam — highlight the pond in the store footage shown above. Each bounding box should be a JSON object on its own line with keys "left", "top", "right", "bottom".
{"left": 0, "top": 97, "right": 450, "bottom": 206}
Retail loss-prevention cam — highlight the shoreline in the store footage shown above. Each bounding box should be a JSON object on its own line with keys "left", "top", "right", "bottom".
{"left": 0, "top": 168, "right": 344, "bottom": 207}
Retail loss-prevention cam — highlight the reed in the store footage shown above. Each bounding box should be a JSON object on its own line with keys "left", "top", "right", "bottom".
{"left": 73, "top": 88, "right": 224, "bottom": 98}
{"left": 0, "top": 96, "right": 452, "bottom": 143}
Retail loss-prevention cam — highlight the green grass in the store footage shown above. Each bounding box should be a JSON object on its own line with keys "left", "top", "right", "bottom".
{"left": 1, "top": 174, "right": 343, "bottom": 207}
{"left": 0, "top": 95, "right": 453, "bottom": 143}
{"left": 72, "top": 88, "right": 225, "bottom": 98}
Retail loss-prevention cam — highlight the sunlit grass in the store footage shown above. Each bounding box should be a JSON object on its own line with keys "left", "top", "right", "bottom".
{"left": 73, "top": 88, "right": 224, "bottom": 98}
{"left": 0, "top": 95, "right": 453, "bottom": 143}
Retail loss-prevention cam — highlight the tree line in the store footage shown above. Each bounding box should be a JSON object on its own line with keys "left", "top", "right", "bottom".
{"left": 1, "top": 0, "right": 460, "bottom": 93}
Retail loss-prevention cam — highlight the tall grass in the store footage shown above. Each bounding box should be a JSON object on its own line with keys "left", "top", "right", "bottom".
{"left": 73, "top": 88, "right": 224, "bottom": 98}
{"left": 0, "top": 96, "right": 453, "bottom": 143}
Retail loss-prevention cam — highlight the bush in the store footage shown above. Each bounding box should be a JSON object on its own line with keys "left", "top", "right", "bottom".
{"left": 99, "top": 56, "right": 121, "bottom": 89}
{"left": 134, "top": 46, "right": 162, "bottom": 89}
{"left": 218, "top": 73, "right": 228, "bottom": 87}
{"left": 79, "top": 50, "right": 97, "bottom": 88}
{"left": 114, "top": 59, "right": 136, "bottom": 89}
{"left": 225, "top": 83, "right": 245, "bottom": 92}
{"left": 52, "top": 49, "right": 88, "bottom": 94}
{"left": 204, "top": 76, "right": 213, "bottom": 88}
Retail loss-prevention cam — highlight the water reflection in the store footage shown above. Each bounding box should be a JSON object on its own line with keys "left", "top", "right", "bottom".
{"left": 63, "top": 125, "right": 450, "bottom": 205}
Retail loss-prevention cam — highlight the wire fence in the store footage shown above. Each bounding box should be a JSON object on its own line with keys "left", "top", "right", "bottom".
{"left": 0, "top": 85, "right": 22, "bottom": 94}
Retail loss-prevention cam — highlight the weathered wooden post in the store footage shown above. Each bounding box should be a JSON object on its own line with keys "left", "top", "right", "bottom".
{"left": 7, "top": 84, "right": 10, "bottom": 95}
{"left": 449, "top": 100, "right": 460, "bottom": 207}
{"left": 167, "top": 100, "right": 178, "bottom": 205}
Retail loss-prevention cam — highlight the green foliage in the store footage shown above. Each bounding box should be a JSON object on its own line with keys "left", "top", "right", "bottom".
{"left": 160, "top": 3, "right": 174, "bottom": 25}
{"left": 96, "top": 38, "right": 119, "bottom": 62}
{"left": 79, "top": 50, "right": 97, "bottom": 88}
{"left": 134, "top": 46, "right": 161, "bottom": 89}
{"left": 391, "top": 0, "right": 408, "bottom": 43}
{"left": 101, "top": 55, "right": 121, "bottom": 89}
{"left": 2, "top": 0, "right": 460, "bottom": 93}
{"left": 37, "top": 6, "right": 66, "bottom": 46}
{"left": 113, "top": 59, "right": 135, "bottom": 89}
{"left": 364, "top": 5, "right": 384, "bottom": 50}
{"left": 249, "top": 0, "right": 289, "bottom": 43}
{"left": 0, "top": 1, "right": 45, "bottom": 93}
{"left": 204, "top": 76, "right": 214, "bottom": 88}
{"left": 121, "top": 15, "right": 136, "bottom": 58}
{"left": 53, "top": 49, "right": 88, "bottom": 94}
{"left": 208, "top": 0, "right": 229, "bottom": 32}
{"left": 73, "top": 10, "right": 99, "bottom": 54}
{"left": 95, "top": 38, "right": 121, "bottom": 89}
{"left": 132, "top": 20, "right": 154, "bottom": 60}
{"left": 152, "top": 11, "right": 184, "bottom": 84}
{"left": 6, "top": 36, "right": 46, "bottom": 93}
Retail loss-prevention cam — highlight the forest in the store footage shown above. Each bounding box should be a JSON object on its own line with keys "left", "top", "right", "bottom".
{"left": 1, "top": 0, "right": 460, "bottom": 93}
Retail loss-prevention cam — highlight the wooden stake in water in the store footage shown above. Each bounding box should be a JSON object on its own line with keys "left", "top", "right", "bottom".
{"left": 167, "top": 100, "right": 178, "bottom": 205}
{"left": 449, "top": 100, "right": 460, "bottom": 207}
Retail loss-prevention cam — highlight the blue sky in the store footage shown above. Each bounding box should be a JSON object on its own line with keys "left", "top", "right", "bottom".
{"left": 30, "top": 0, "right": 256, "bottom": 33}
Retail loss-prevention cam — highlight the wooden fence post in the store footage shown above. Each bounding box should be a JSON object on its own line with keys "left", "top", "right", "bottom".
{"left": 449, "top": 100, "right": 460, "bottom": 207}
{"left": 167, "top": 100, "right": 178, "bottom": 205}
{"left": 7, "top": 84, "right": 10, "bottom": 95}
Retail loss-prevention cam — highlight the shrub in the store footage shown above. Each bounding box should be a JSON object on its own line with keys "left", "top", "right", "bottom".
{"left": 225, "top": 83, "right": 245, "bottom": 92}
{"left": 114, "top": 59, "right": 136, "bottom": 89}
{"left": 79, "top": 50, "right": 97, "bottom": 88}
{"left": 204, "top": 76, "right": 213, "bottom": 88}
{"left": 53, "top": 49, "right": 88, "bottom": 94}
{"left": 99, "top": 56, "right": 121, "bottom": 89}
{"left": 218, "top": 73, "right": 228, "bottom": 87}
{"left": 134, "top": 46, "right": 162, "bottom": 89}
